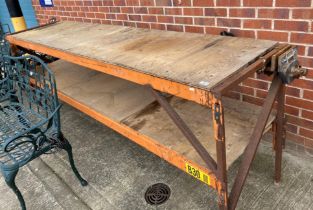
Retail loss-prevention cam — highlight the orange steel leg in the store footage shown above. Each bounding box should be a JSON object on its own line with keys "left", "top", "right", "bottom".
{"left": 275, "top": 84, "right": 286, "bottom": 183}
{"left": 212, "top": 97, "right": 228, "bottom": 210}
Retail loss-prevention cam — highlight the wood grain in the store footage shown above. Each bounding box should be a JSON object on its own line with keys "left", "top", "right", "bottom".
{"left": 13, "top": 21, "right": 277, "bottom": 91}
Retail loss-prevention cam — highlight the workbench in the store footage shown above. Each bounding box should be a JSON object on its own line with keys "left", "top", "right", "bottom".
{"left": 6, "top": 21, "right": 302, "bottom": 209}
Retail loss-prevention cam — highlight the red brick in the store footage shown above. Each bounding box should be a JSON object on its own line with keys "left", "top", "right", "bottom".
{"left": 85, "top": 12, "right": 95, "bottom": 18}
{"left": 166, "top": 24, "right": 184, "bottom": 32}
{"left": 194, "top": 17, "right": 215, "bottom": 26}
{"left": 116, "top": 14, "right": 127, "bottom": 20}
{"left": 98, "top": 7, "right": 109, "bottom": 13}
{"left": 165, "top": 8, "right": 182, "bottom": 16}
{"left": 106, "top": 14, "right": 117, "bottom": 19}
{"left": 136, "top": 22, "right": 150, "bottom": 28}
{"left": 126, "top": 0, "right": 140, "bottom": 6}
{"left": 193, "top": 0, "right": 214, "bottom": 6}
{"left": 286, "top": 96, "right": 313, "bottom": 110}
{"left": 298, "top": 57, "right": 313, "bottom": 68}
{"left": 124, "top": 21, "right": 136, "bottom": 27}
{"left": 102, "top": 1, "right": 114, "bottom": 6}
{"left": 205, "top": 27, "right": 227, "bottom": 35}
{"left": 258, "top": 9, "right": 289, "bottom": 19}
{"left": 217, "top": 18, "right": 241, "bottom": 28}
{"left": 93, "top": 1, "right": 103, "bottom": 6}
{"left": 230, "top": 8, "right": 255, "bottom": 18}
{"left": 242, "top": 95, "right": 264, "bottom": 106}
{"left": 90, "top": 7, "right": 99, "bottom": 12}
{"left": 290, "top": 79, "right": 313, "bottom": 90}
{"left": 83, "top": 18, "right": 92, "bottom": 23}
{"left": 112, "top": 20, "right": 123, "bottom": 25}
{"left": 157, "top": 16, "right": 174, "bottom": 23}
{"left": 110, "top": 7, "right": 121, "bottom": 13}
{"left": 243, "top": 19, "right": 272, "bottom": 29}
{"left": 148, "top": 7, "right": 164, "bottom": 15}
{"left": 83, "top": 1, "right": 92, "bottom": 6}
{"left": 204, "top": 8, "right": 227, "bottom": 17}
{"left": 293, "top": 9, "right": 313, "bottom": 19}
{"left": 302, "top": 110, "right": 313, "bottom": 121}
{"left": 121, "top": 7, "right": 133, "bottom": 13}
{"left": 95, "top": 13, "right": 106, "bottom": 19}
{"left": 300, "top": 128, "right": 313, "bottom": 140}
{"left": 236, "top": 85, "right": 254, "bottom": 95}
{"left": 142, "top": 15, "right": 157, "bottom": 22}
{"left": 173, "top": 0, "right": 191, "bottom": 6}
{"left": 256, "top": 89, "right": 267, "bottom": 98}
{"left": 128, "top": 14, "right": 141, "bottom": 21}
{"left": 155, "top": 0, "right": 172, "bottom": 6}
{"left": 305, "top": 69, "right": 313, "bottom": 80}
{"left": 185, "top": 26, "right": 205, "bottom": 33}
{"left": 285, "top": 105, "right": 300, "bottom": 116}
{"left": 229, "top": 29, "right": 255, "bottom": 38}
{"left": 308, "top": 47, "right": 313, "bottom": 56}
{"left": 150, "top": 23, "right": 166, "bottom": 30}
{"left": 114, "top": 0, "right": 126, "bottom": 6}
{"left": 243, "top": 0, "right": 272, "bottom": 7}
{"left": 275, "top": 20, "right": 309, "bottom": 32}
{"left": 286, "top": 86, "right": 300, "bottom": 97}
{"left": 258, "top": 31, "right": 288, "bottom": 42}
{"left": 140, "top": 0, "right": 155, "bottom": 6}
{"left": 291, "top": 33, "right": 313, "bottom": 44}
{"left": 224, "top": 91, "right": 241, "bottom": 100}
{"left": 242, "top": 78, "right": 269, "bottom": 90}
{"left": 256, "top": 73, "right": 274, "bottom": 81}
{"left": 287, "top": 115, "right": 313, "bottom": 130}
{"left": 183, "top": 8, "right": 204, "bottom": 16}
{"left": 297, "top": 45, "right": 306, "bottom": 56}
{"left": 303, "top": 90, "right": 313, "bottom": 100}
{"left": 286, "top": 123, "right": 298, "bottom": 134}
{"left": 216, "top": 0, "right": 240, "bottom": 6}
{"left": 276, "top": 0, "right": 311, "bottom": 7}
{"left": 134, "top": 7, "right": 148, "bottom": 14}
{"left": 175, "top": 17, "right": 193, "bottom": 25}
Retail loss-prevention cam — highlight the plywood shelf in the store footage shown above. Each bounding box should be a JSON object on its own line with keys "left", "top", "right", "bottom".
{"left": 51, "top": 60, "right": 275, "bottom": 170}
{"left": 11, "top": 21, "right": 277, "bottom": 91}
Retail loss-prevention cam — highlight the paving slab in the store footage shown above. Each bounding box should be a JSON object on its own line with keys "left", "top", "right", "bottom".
{"left": 1, "top": 104, "right": 313, "bottom": 210}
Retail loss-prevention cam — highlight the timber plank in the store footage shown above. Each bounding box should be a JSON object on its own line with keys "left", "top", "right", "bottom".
{"left": 12, "top": 21, "right": 277, "bottom": 91}
{"left": 50, "top": 60, "right": 275, "bottom": 169}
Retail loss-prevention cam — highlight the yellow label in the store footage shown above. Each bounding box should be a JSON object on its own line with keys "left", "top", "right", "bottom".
{"left": 11, "top": 17, "right": 27, "bottom": 32}
{"left": 185, "top": 162, "right": 211, "bottom": 186}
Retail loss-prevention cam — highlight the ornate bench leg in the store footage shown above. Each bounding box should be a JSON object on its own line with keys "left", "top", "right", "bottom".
{"left": 58, "top": 133, "right": 88, "bottom": 186}
{"left": 1, "top": 168, "right": 26, "bottom": 210}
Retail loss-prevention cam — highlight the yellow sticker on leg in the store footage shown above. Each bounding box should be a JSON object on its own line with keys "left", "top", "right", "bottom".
{"left": 185, "top": 162, "right": 211, "bottom": 186}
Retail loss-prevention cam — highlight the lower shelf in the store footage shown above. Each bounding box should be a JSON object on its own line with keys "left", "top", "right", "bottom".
{"left": 50, "top": 60, "right": 275, "bottom": 188}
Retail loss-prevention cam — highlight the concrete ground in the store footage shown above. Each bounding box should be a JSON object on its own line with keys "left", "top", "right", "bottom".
{"left": 1, "top": 104, "right": 313, "bottom": 210}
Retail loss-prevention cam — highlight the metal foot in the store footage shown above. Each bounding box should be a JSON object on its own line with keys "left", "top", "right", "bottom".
{"left": 1, "top": 169, "right": 26, "bottom": 210}
{"left": 59, "top": 133, "right": 88, "bottom": 186}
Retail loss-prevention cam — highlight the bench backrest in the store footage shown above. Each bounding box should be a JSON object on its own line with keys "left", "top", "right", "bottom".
{"left": 1, "top": 55, "right": 60, "bottom": 131}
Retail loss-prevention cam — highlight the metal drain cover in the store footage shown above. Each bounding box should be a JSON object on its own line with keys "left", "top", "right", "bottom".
{"left": 145, "top": 183, "right": 171, "bottom": 205}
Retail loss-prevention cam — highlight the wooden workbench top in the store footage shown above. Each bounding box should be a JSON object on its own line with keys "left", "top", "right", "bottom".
{"left": 9, "top": 21, "right": 277, "bottom": 91}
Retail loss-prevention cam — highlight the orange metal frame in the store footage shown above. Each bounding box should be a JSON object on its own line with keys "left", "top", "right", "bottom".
{"left": 7, "top": 33, "right": 289, "bottom": 210}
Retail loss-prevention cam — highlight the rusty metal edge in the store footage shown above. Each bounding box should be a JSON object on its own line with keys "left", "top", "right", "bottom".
{"left": 147, "top": 86, "right": 218, "bottom": 175}
{"left": 228, "top": 75, "right": 283, "bottom": 210}
{"left": 5, "top": 20, "right": 58, "bottom": 37}
{"left": 210, "top": 44, "right": 288, "bottom": 98}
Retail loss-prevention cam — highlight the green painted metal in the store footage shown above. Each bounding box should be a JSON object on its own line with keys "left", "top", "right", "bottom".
{"left": 0, "top": 42, "right": 87, "bottom": 210}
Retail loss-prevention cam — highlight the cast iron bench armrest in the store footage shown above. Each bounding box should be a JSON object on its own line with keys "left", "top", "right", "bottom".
{"left": 2, "top": 104, "right": 62, "bottom": 153}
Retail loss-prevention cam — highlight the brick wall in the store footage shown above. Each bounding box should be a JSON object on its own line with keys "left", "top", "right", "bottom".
{"left": 31, "top": 0, "right": 313, "bottom": 150}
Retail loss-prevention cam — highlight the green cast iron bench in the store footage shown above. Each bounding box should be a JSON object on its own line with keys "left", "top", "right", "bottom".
{"left": 0, "top": 43, "right": 87, "bottom": 209}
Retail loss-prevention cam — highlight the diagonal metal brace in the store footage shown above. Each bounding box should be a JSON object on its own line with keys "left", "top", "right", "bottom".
{"left": 228, "top": 75, "right": 283, "bottom": 210}
{"left": 147, "top": 86, "right": 218, "bottom": 175}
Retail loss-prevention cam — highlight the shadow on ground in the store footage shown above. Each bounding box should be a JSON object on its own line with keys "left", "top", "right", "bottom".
{"left": 1, "top": 104, "right": 313, "bottom": 210}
